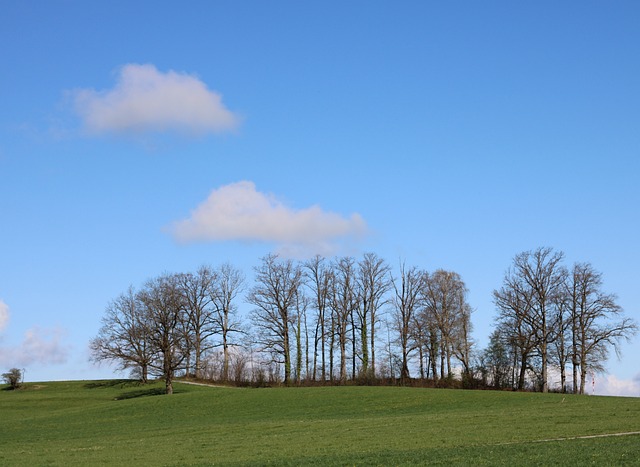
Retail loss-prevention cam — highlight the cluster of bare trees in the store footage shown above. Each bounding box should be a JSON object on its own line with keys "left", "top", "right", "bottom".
{"left": 91, "top": 248, "right": 635, "bottom": 394}
{"left": 485, "top": 247, "right": 637, "bottom": 394}
{"left": 90, "top": 264, "right": 244, "bottom": 394}
{"left": 246, "top": 254, "right": 473, "bottom": 386}
{"left": 390, "top": 264, "right": 474, "bottom": 385}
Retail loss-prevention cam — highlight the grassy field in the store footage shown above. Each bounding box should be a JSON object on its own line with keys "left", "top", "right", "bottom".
{"left": 1, "top": 380, "right": 639, "bottom": 466}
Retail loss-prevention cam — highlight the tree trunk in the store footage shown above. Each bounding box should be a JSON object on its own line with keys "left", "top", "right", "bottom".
{"left": 222, "top": 331, "right": 229, "bottom": 383}
{"left": 361, "top": 315, "right": 369, "bottom": 377}
{"left": 165, "top": 371, "right": 173, "bottom": 395}
{"left": 517, "top": 352, "right": 528, "bottom": 390}
{"left": 339, "top": 331, "right": 347, "bottom": 384}
{"left": 283, "top": 328, "right": 291, "bottom": 385}
{"left": 296, "top": 316, "right": 302, "bottom": 384}
{"left": 370, "top": 321, "right": 376, "bottom": 379}
{"left": 141, "top": 364, "right": 148, "bottom": 384}
{"left": 541, "top": 338, "right": 548, "bottom": 393}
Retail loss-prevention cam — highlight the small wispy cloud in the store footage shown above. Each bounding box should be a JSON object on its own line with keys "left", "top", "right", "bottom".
{"left": 0, "top": 326, "right": 69, "bottom": 367}
{"left": 595, "top": 373, "right": 640, "bottom": 397}
{"left": 70, "top": 63, "right": 240, "bottom": 136}
{"left": 0, "top": 300, "right": 9, "bottom": 333}
{"left": 0, "top": 302, "right": 70, "bottom": 368}
{"left": 169, "top": 181, "right": 368, "bottom": 257}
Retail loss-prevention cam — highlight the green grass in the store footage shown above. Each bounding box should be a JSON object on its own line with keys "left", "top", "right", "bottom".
{"left": 1, "top": 380, "right": 639, "bottom": 466}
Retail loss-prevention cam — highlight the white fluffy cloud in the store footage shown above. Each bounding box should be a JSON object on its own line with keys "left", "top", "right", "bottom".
{"left": 170, "top": 181, "right": 367, "bottom": 256}
{"left": 71, "top": 64, "right": 239, "bottom": 135}
{"left": 0, "top": 300, "right": 8, "bottom": 333}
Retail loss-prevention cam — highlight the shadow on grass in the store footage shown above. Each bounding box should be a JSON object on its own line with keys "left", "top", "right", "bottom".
{"left": 84, "top": 379, "right": 184, "bottom": 399}
{"left": 84, "top": 379, "right": 144, "bottom": 390}
{"left": 115, "top": 387, "right": 167, "bottom": 400}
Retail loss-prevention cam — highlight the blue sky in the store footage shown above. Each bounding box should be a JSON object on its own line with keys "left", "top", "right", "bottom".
{"left": 1, "top": 1, "right": 639, "bottom": 395}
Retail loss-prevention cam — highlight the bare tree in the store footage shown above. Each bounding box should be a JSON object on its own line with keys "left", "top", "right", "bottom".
{"left": 177, "top": 266, "right": 217, "bottom": 378}
{"left": 357, "top": 252, "right": 391, "bottom": 379}
{"left": 139, "top": 274, "right": 188, "bottom": 395}
{"left": 422, "top": 270, "right": 473, "bottom": 381}
{"left": 451, "top": 301, "right": 474, "bottom": 380}
{"left": 391, "top": 263, "right": 422, "bottom": 384}
{"left": 304, "top": 255, "right": 332, "bottom": 381}
{"left": 493, "top": 248, "right": 566, "bottom": 392}
{"left": 210, "top": 263, "right": 245, "bottom": 382}
{"left": 493, "top": 274, "right": 539, "bottom": 390}
{"left": 90, "top": 286, "right": 154, "bottom": 383}
{"left": 568, "top": 262, "right": 637, "bottom": 394}
{"left": 329, "top": 257, "right": 359, "bottom": 384}
{"left": 551, "top": 289, "right": 572, "bottom": 392}
{"left": 247, "top": 254, "right": 304, "bottom": 385}
{"left": 292, "top": 289, "right": 309, "bottom": 384}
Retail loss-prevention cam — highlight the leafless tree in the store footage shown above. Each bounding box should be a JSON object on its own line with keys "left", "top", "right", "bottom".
{"left": 422, "top": 270, "right": 473, "bottom": 381}
{"left": 292, "top": 289, "right": 309, "bottom": 384}
{"left": 493, "top": 248, "right": 566, "bottom": 392}
{"left": 304, "top": 255, "right": 333, "bottom": 381}
{"left": 210, "top": 263, "right": 245, "bottom": 382}
{"left": 567, "top": 262, "right": 637, "bottom": 394}
{"left": 493, "top": 275, "right": 539, "bottom": 390}
{"left": 451, "top": 301, "right": 474, "bottom": 379}
{"left": 139, "top": 274, "right": 188, "bottom": 394}
{"left": 90, "top": 286, "right": 154, "bottom": 383}
{"left": 551, "top": 289, "right": 572, "bottom": 392}
{"left": 247, "top": 254, "right": 304, "bottom": 385}
{"left": 357, "top": 252, "right": 391, "bottom": 379}
{"left": 391, "top": 262, "right": 422, "bottom": 384}
{"left": 177, "top": 266, "right": 217, "bottom": 378}
{"left": 329, "top": 257, "right": 359, "bottom": 384}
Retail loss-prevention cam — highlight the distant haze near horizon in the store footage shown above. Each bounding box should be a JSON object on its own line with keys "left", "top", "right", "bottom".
{"left": 1, "top": 1, "right": 639, "bottom": 396}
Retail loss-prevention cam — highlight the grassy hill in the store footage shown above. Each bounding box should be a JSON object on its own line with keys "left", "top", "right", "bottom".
{"left": 1, "top": 380, "right": 639, "bottom": 466}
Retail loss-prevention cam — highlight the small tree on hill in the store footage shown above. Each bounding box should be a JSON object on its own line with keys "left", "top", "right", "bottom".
{"left": 2, "top": 368, "right": 22, "bottom": 390}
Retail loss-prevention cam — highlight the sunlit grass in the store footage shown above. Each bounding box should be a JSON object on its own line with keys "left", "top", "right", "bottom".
{"left": 1, "top": 380, "right": 639, "bottom": 465}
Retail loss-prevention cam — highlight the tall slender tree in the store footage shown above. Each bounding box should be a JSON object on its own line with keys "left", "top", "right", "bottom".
{"left": 330, "top": 257, "right": 359, "bottom": 384}
{"left": 357, "top": 252, "right": 391, "bottom": 379}
{"left": 422, "top": 270, "right": 473, "bottom": 380}
{"left": 210, "top": 263, "right": 245, "bottom": 382}
{"left": 177, "top": 266, "right": 217, "bottom": 378}
{"left": 391, "top": 263, "right": 422, "bottom": 384}
{"left": 493, "top": 274, "right": 538, "bottom": 390}
{"left": 247, "top": 254, "right": 304, "bottom": 385}
{"left": 304, "top": 255, "right": 332, "bottom": 381}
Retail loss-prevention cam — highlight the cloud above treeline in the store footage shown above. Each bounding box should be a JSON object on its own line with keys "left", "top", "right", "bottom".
{"left": 70, "top": 64, "right": 240, "bottom": 136}
{"left": 169, "top": 181, "right": 368, "bottom": 257}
